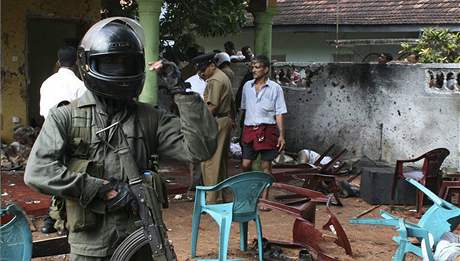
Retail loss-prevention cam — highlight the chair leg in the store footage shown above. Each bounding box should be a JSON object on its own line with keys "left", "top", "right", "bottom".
{"left": 218, "top": 216, "right": 232, "bottom": 261}
{"left": 240, "top": 222, "right": 248, "bottom": 251}
{"left": 392, "top": 246, "right": 406, "bottom": 261}
{"left": 255, "top": 216, "right": 264, "bottom": 261}
{"left": 191, "top": 208, "right": 202, "bottom": 257}
{"left": 456, "top": 192, "right": 460, "bottom": 207}
{"left": 422, "top": 236, "right": 435, "bottom": 261}
{"left": 416, "top": 191, "right": 424, "bottom": 218}
{"left": 391, "top": 176, "right": 398, "bottom": 201}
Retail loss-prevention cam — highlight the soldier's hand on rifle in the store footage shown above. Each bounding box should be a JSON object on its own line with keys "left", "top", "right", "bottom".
{"left": 148, "top": 60, "right": 190, "bottom": 95}
{"left": 98, "top": 178, "right": 138, "bottom": 213}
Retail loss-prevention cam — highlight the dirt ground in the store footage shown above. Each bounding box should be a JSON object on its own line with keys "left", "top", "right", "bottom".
{"left": 163, "top": 196, "right": 422, "bottom": 261}
{"left": 29, "top": 159, "right": 425, "bottom": 261}
{"left": 31, "top": 194, "right": 424, "bottom": 261}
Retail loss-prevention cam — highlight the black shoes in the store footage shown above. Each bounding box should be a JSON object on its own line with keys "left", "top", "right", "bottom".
{"left": 41, "top": 215, "right": 57, "bottom": 234}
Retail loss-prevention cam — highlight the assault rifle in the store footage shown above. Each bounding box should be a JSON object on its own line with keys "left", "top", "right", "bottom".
{"left": 95, "top": 123, "right": 176, "bottom": 261}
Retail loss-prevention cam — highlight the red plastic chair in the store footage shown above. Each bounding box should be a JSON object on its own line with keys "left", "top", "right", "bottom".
{"left": 438, "top": 180, "right": 460, "bottom": 206}
{"left": 391, "top": 148, "right": 450, "bottom": 216}
{"left": 259, "top": 183, "right": 353, "bottom": 260}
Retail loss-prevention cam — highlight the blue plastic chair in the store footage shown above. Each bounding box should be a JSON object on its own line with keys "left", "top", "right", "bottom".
{"left": 191, "top": 171, "right": 274, "bottom": 261}
{"left": 0, "top": 204, "right": 32, "bottom": 261}
{"left": 350, "top": 178, "right": 460, "bottom": 261}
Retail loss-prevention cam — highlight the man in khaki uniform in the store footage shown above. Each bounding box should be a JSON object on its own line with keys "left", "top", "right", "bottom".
{"left": 24, "top": 18, "right": 217, "bottom": 261}
{"left": 192, "top": 53, "right": 235, "bottom": 203}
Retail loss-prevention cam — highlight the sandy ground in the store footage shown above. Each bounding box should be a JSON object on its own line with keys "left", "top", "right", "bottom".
{"left": 31, "top": 195, "right": 423, "bottom": 261}
{"left": 28, "top": 159, "right": 425, "bottom": 260}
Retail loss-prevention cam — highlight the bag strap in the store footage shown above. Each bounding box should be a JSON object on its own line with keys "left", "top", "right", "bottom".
{"left": 69, "top": 101, "right": 92, "bottom": 159}
{"left": 81, "top": 102, "right": 174, "bottom": 260}
{"left": 110, "top": 124, "right": 175, "bottom": 261}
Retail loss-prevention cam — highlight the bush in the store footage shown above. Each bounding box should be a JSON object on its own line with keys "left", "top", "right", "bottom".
{"left": 400, "top": 28, "right": 460, "bottom": 63}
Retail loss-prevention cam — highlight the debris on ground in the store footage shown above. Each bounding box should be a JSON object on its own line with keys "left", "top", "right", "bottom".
{"left": 248, "top": 238, "right": 314, "bottom": 261}
{"left": 170, "top": 193, "right": 194, "bottom": 202}
{"left": 297, "top": 149, "right": 332, "bottom": 165}
{"left": 1, "top": 126, "right": 39, "bottom": 170}
{"left": 272, "top": 147, "right": 345, "bottom": 172}
{"left": 272, "top": 151, "right": 296, "bottom": 164}
{"left": 230, "top": 141, "right": 242, "bottom": 159}
{"left": 337, "top": 180, "right": 360, "bottom": 198}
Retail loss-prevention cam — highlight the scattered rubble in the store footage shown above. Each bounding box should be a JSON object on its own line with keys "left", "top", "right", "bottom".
{"left": 1, "top": 126, "right": 39, "bottom": 170}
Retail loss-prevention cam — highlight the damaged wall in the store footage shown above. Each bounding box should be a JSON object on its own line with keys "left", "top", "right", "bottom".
{"left": 1, "top": 0, "right": 100, "bottom": 142}
{"left": 280, "top": 63, "right": 460, "bottom": 169}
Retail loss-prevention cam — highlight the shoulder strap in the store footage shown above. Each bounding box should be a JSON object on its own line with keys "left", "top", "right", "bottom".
{"left": 68, "top": 101, "right": 92, "bottom": 159}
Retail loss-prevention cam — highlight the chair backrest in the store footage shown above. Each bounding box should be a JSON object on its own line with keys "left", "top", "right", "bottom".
{"left": 422, "top": 148, "right": 449, "bottom": 178}
{"left": 0, "top": 204, "right": 32, "bottom": 261}
{"left": 215, "top": 171, "right": 274, "bottom": 221}
{"left": 418, "top": 203, "right": 460, "bottom": 243}
{"left": 407, "top": 178, "right": 460, "bottom": 243}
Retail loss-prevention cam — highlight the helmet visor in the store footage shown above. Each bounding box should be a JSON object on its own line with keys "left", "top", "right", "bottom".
{"left": 93, "top": 53, "right": 144, "bottom": 77}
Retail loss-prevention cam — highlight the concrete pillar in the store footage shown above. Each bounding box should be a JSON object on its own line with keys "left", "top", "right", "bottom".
{"left": 253, "top": 7, "right": 276, "bottom": 59}
{"left": 138, "top": 0, "right": 162, "bottom": 105}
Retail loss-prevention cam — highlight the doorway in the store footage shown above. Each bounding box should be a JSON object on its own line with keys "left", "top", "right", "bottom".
{"left": 26, "top": 18, "right": 87, "bottom": 126}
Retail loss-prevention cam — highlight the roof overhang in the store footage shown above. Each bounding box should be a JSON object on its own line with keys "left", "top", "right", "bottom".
{"left": 325, "top": 38, "right": 418, "bottom": 47}
{"left": 243, "top": 24, "right": 460, "bottom": 33}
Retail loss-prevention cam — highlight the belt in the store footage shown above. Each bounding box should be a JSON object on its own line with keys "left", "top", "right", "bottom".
{"left": 244, "top": 124, "right": 276, "bottom": 129}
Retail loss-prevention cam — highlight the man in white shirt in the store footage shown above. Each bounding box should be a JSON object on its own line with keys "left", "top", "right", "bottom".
{"left": 39, "top": 46, "right": 86, "bottom": 118}
{"left": 39, "top": 46, "right": 86, "bottom": 234}
{"left": 240, "top": 55, "right": 287, "bottom": 174}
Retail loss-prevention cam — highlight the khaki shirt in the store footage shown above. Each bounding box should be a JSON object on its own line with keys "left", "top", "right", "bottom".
{"left": 24, "top": 91, "right": 217, "bottom": 256}
{"left": 203, "top": 68, "right": 235, "bottom": 118}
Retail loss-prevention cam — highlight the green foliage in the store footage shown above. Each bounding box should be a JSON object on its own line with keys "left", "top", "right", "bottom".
{"left": 102, "top": 0, "right": 139, "bottom": 19}
{"left": 104, "top": 0, "right": 248, "bottom": 62}
{"left": 161, "top": 0, "right": 247, "bottom": 38}
{"left": 160, "top": 0, "right": 248, "bottom": 62}
{"left": 400, "top": 28, "right": 460, "bottom": 63}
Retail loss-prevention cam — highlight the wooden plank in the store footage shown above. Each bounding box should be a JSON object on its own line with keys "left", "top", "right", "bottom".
{"left": 32, "top": 235, "right": 70, "bottom": 258}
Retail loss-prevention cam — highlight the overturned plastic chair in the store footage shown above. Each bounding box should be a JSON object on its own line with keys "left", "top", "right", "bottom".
{"left": 0, "top": 204, "right": 32, "bottom": 261}
{"left": 191, "top": 171, "right": 274, "bottom": 261}
{"left": 350, "top": 178, "right": 460, "bottom": 261}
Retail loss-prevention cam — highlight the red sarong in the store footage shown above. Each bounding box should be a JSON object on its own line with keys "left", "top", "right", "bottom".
{"left": 242, "top": 124, "right": 279, "bottom": 151}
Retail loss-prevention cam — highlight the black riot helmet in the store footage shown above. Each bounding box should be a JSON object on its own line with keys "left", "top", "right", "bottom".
{"left": 78, "top": 17, "right": 145, "bottom": 99}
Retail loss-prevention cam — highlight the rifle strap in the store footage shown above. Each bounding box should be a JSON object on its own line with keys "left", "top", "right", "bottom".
{"left": 109, "top": 122, "right": 175, "bottom": 261}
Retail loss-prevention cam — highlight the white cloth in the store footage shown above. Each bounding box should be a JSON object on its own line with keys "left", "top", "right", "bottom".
{"left": 434, "top": 232, "right": 460, "bottom": 261}
{"left": 230, "top": 142, "right": 242, "bottom": 158}
{"left": 39, "top": 68, "right": 86, "bottom": 117}
{"left": 273, "top": 153, "right": 295, "bottom": 164}
{"left": 185, "top": 74, "right": 206, "bottom": 99}
{"left": 298, "top": 149, "right": 332, "bottom": 165}
{"left": 403, "top": 170, "right": 424, "bottom": 180}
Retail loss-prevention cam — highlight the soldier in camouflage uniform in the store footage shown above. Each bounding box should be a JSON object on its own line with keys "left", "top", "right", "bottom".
{"left": 24, "top": 17, "right": 217, "bottom": 261}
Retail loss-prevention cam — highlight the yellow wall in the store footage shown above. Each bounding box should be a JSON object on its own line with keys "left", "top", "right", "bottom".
{"left": 1, "top": 0, "right": 100, "bottom": 142}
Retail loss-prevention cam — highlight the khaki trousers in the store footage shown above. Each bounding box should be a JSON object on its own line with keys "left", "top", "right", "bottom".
{"left": 201, "top": 116, "right": 232, "bottom": 203}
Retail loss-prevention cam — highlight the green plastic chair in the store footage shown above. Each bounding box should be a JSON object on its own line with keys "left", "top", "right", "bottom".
{"left": 350, "top": 178, "right": 460, "bottom": 261}
{"left": 191, "top": 171, "right": 274, "bottom": 261}
{"left": 0, "top": 204, "right": 32, "bottom": 261}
